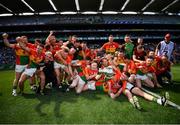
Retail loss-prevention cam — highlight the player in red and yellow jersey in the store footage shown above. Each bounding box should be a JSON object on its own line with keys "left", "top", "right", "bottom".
{"left": 98, "top": 35, "right": 121, "bottom": 55}
{"left": 124, "top": 56, "right": 136, "bottom": 74}
{"left": 45, "top": 31, "right": 61, "bottom": 55}
{"left": 147, "top": 50, "right": 166, "bottom": 87}
{"left": 22, "top": 36, "right": 41, "bottom": 91}
{"left": 82, "top": 42, "right": 97, "bottom": 61}
{"left": 82, "top": 62, "right": 99, "bottom": 91}
{"left": 148, "top": 51, "right": 161, "bottom": 68}
{"left": 26, "top": 38, "right": 41, "bottom": 50}
{"left": 85, "top": 48, "right": 97, "bottom": 61}
{"left": 94, "top": 64, "right": 127, "bottom": 100}
{"left": 135, "top": 57, "right": 161, "bottom": 88}
{"left": 2, "top": 33, "right": 30, "bottom": 96}
{"left": 122, "top": 55, "right": 137, "bottom": 84}
{"left": 18, "top": 41, "right": 45, "bottom": 94}
{"left": 113, "top": 50, "right": 126, "bottom": 71}
{"left": 69, "top": 60, "right": 90, "bottom": 94}
{"left": 155, "top": 54, "right": 172, "bottom": 85}
{"left": 54, "top": 46, "right": 73, "bottom": 88}
{"left": 82, "top": 58, "right": 126, "bottom": 98}
{"left": 51, "top": 43, "right": 61, "bottom": 56}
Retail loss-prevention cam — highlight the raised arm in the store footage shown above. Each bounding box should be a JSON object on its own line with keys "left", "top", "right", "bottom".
{"left": 2, "top": 33, "right": 15, "bottom": 48}
{"left": 112, "top": 57, "right": 119, "bottom": 66}
{"left": 45, "top": 31, "right": 53, "bottom": 45}
{"left": 19, "top": 39, "right": 30, "bottom": 53}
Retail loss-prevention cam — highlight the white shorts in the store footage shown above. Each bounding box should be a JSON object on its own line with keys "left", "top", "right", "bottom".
{"left": 78, "top": 75, "right": 86, "bottom": 85}
{"left": 136, "top": 74, "right": 148, "bottom": 80}
{"left": 146, "top": 73, "right": 153, "bottom": 79}
{"left": 54, "top": 61, "right": 66, "bottom": 69}
{"left": 24, "top": 68, "right": 37, "bottom": 77}
{"left": 76, "top": 75, "right": 86, "bottom": 91}
{"left": 15, "top": 65, "right": 27, "bottom": 73}
{"left": 126, "top": 82, "right": 134, "bottom": 90}
{"left": 87, "top": 81, "right": 96, "bottom": 90}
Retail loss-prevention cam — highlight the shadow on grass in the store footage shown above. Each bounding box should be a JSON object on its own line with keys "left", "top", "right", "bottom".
{"left": 161, "top": 83, "right": 180, "bottom": 93}
{"left": 22, "top": 88, "right": 107, "bottom": 118}
{"left": 0, "top": 93, "right": 2, "bottom": 96}
{"left": 35, "top": 89, "right": 78, "bottom": 118}
{"left": 80, "top": 91, "right": 102, "bottom": 100}
{"left": 22, "top": 89, "right": 62, "bottom": 117}
{"left": 22, "top": 93, "right": 36, "bottom": 98}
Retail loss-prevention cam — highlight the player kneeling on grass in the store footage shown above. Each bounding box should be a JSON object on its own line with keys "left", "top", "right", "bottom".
{"left": 135, "top": 57, "right": 161, "bottom": 88}
{"left": 18, "top": 41, "right": 45, "bottom": 95}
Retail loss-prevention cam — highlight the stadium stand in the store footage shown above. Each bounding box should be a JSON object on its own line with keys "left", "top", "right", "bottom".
{"left": 0, "top": 0, "right": 180, "bottom": 69}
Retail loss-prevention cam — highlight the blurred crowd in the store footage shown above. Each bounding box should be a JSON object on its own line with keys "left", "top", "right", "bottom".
{"left": 0, "top": 47, "right": 15, "bottom": 65}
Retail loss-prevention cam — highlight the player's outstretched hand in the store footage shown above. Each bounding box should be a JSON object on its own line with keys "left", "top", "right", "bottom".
{"left": 2, "top": 33, "right": 8, "bottom": 39}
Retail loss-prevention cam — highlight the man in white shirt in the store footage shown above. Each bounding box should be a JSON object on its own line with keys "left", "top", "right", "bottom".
{"left": 155, "top": 33, "right": 175, "bottom": 62}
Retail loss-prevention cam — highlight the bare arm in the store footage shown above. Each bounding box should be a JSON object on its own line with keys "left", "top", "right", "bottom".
{"left": 96, "top": 47, "right": 103, "bottom": 52}
{"left": 85, "top": 69, "right": 96, "bottom": 80}
{"left": 133, "top": 54, "right": 144, "bottom": 63}
{"left": 81, "top": 50, "right": 86, "bottom": 60}
{"left": 54, "top": 51, "right": 67, "bottom": 65}
{"left": 155, "top": 43, "right": 161, "bottom": 56}
{"left": 108, "top": 81, "right": 112, "bottom": 94}
{"left": 97, "top": 43, "right": 106, "bottom": 52}
{"left": 108, "top": 82, "right": 122, "bottom": 99}
{"left": 113, "top": 57, "right": 118, "bottom": 66}
{"left": 19, "top": 40, "right": 30, "bottom": 53}
{"left": 119, "top": 44, "right": 122, "bottom": 49}
{"left": 115, "top": 87, "right": 123, "bottom": 97}
{"left": 85, "top": 73, "right": 96, "bottom": 80}
{"left": 68, "top": 64, "right": 74, "bottom": 77}
{"left": 63, "top": 41, "right": 69, "bottom": 46}
{"left": 45, "top": 31, "right": 53, "bottom": 45}
{"left": 2, "top": 33, "right": 15, "bottom": 48}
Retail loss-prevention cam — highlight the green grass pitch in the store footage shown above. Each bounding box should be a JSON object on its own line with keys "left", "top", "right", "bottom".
{"left": 0, "top": 65, "right": 180, "bottom": 124}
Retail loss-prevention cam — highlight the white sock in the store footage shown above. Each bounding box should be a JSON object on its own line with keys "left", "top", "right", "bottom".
{"left": 129, "top": 98, "right": 135, "bottom": 107}
{"left": 157, "top": 98, "right": 162, "bottom": 105}
{"left": 13, "top": 89, "right": 16, "bottom": 93}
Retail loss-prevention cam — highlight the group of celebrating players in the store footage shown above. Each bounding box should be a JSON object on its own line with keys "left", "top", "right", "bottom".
{"left": 2, "top": 31, "right": 175, "bottom": 110}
